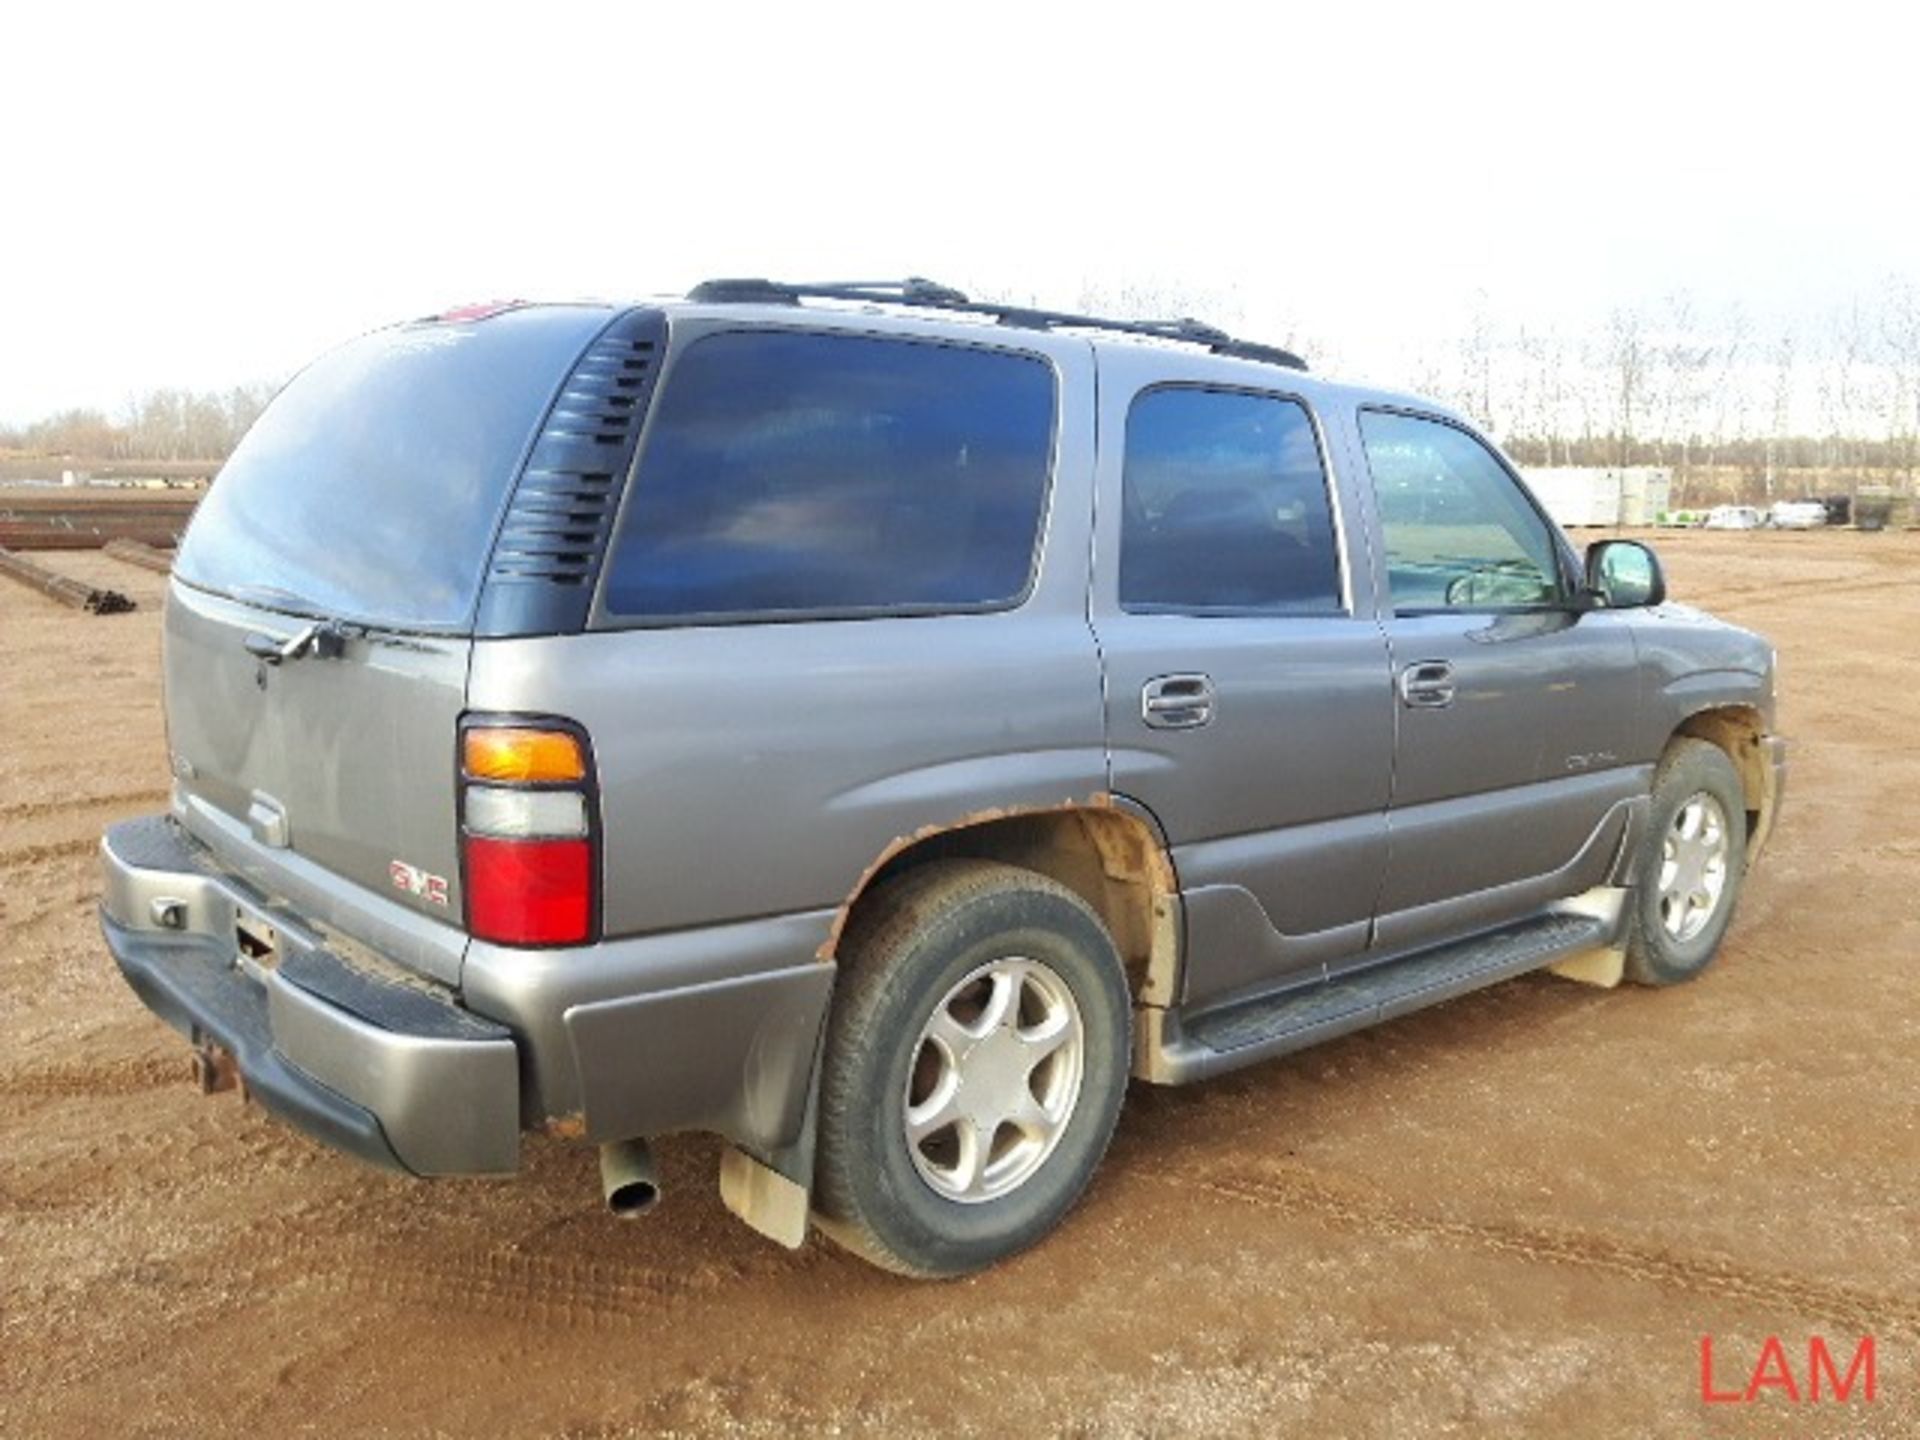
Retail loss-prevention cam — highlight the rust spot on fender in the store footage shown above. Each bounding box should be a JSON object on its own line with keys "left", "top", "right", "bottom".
{"left": 1675, "top": 705, "right": 1780, "bottom": 867}
{"left": 816, "top": 793, "right": 1120, "bottom": 961}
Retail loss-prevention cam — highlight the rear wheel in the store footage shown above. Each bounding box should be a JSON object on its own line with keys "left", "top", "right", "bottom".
{"left": 1624, "top": 739, "right": 1749, "bottom": 986}
{"left": 814, "top": 860, "right": 1131, "bottom": 1277}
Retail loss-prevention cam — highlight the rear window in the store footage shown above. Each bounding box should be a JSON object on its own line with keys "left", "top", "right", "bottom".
{"left": 599, "top": 330, "right": 1055, "bottom": 621}
{"left": 174, "top": 306, "right": 611, "bottom": 630}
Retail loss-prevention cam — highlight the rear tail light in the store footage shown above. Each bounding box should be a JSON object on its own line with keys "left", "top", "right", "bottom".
{"left": 460, "top": 720, "right": 597, "bottom": 947}
{"left": 463, "top": 787, "right": 588, "bottom": 838}
{"left": 463, "top": 727, "right": 587, "bottom": 784}
{"left": 465, "top": 836, "right": 592, "bottom": 945}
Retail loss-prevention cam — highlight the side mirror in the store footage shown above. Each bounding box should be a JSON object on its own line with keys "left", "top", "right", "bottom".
{"left": 1584, "top": 539, "right": 1666, "bottom": 609}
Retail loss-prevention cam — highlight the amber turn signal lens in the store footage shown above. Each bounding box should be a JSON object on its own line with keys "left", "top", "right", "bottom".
{"left": 462, "top": 727, "right": 586, "bottom": 784}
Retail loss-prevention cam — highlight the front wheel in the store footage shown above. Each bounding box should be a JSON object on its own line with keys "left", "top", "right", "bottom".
{"left": 1624, "top": 739, "right": 1749, "bottom": 985}
{"left": 814, "top": 860, "right": 1131, "bottom": 1277}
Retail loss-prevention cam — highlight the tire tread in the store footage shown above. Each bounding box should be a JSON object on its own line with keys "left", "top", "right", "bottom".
{"left": 1623, "top": 738, "right": 1748, "bottom": 986}
{"left": 814, "top": 859, "right": 1125, "bottom": 1276}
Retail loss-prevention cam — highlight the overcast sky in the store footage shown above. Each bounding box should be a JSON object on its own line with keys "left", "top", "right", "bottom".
{"left": 3, "top": 1, "right": 1914, "bottom": 424}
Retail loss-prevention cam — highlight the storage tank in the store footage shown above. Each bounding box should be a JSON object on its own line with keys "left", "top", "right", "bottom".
{"left": 1525, "top": 467, "right": 1671, "bottom": 528}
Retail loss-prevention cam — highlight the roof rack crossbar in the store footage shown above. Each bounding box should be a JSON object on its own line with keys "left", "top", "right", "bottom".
{"left": 683, "top": 277, "right": 1308, "bottom": 371}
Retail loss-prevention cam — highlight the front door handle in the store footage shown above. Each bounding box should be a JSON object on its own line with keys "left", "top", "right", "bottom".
{"left": 1397, "top": 660, "right": 1456, "bottom": 709}
{"left": 1142, "top": 673, "right": 1215, "bottom": 729}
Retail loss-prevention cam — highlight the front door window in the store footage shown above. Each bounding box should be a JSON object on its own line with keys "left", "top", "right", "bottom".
{"left": 1359, "top": 411, "right": 1563, "bottom": 611}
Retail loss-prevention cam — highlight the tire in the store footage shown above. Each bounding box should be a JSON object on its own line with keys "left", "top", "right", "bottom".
{"left": 1623, "top": 739, "right": 1749, "bottom": 986}
{"left": 814, "top": 859, "right": 1131, "bottom": 1277}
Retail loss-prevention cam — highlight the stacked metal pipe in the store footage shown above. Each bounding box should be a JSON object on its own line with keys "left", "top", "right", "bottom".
{"left": 0, "top": 547, "right": 137, "bottom": 613}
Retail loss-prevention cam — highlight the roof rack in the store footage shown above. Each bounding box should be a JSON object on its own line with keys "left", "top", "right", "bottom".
{"left": 684, "top": 277, "right": 1308, "bottom": 372}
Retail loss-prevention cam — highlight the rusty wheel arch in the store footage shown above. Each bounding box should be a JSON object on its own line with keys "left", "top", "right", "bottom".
{"left": 819, "top": 796, "right": 1184, "bottom": 1007}
{"left": 1671, "top": 704, "right": 1779, "bottom": 864}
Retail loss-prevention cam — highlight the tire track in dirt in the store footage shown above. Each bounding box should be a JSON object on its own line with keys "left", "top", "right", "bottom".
{"left": 1169, "top": 1163, "right": 1920, "bottom": 1336}
{"left": 0, "top": 835, "right": 99, "bottom": 870}
{"left": 0, "top": 1100, "right": 338, "bottom": 1221}
{"left": 0, "top": 787, "right": 168, "bottom": 826}
{"left": 297, "top": 1245, "right": 726, "bottom": 1323}
{"left": 1703, "top": 572, "right": 1919, "bottom": 611}
{"left": 0, "top": 1053, "right": 183, "bottom": 1102}
{"left": 12, "top": 1229, "right": 750, "bottom": 1396}
{"left": 0, "top": 788, "right": 168, "bottom": 874}
{"left": 19, "top": 1148, "right": 824, "bottom": 1363}
{"left": 0, "top": 887, "right": 90, "bottom": 940}
{"left": 231, "top": 1199, "right": 836, "bottom": 1326}
{"left": 12, "top": 1189, "right": 392, "bottom": 1390}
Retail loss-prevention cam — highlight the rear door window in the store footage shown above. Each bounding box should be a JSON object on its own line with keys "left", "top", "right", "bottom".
{"left": 1119, "top": 387, "right": 1342, "bottom": 614}
{"left": 599, "top": 331, "right": 1055, "bottom": 621}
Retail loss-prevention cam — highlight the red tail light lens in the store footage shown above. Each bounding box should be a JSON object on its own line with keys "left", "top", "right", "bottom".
{"left": 459, "top": 718, "right": 596, "bottom": 947}
{"left": 464, "top": 837, "right": 592, "bottom": 946}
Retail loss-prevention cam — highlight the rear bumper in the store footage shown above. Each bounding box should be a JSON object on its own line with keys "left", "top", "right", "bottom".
{"left": 102, "top": 813, "right": 839, "bottom": 1178}
{"left": 100, "top": 816, "right": 519, "bottom": 1176}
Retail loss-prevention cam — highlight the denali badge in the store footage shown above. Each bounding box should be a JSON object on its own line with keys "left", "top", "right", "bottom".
{"left": 389, "top": 860, "right": 450, "bottom": 906}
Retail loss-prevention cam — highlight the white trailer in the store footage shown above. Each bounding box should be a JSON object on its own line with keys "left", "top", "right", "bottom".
{"left": 1523, "top": 467, "right": 1672, "bottom": 528}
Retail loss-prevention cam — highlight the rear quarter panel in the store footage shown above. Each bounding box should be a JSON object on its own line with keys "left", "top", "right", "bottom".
{"left": 467, "top": 612, "right": 1108, "bottom": 940}
{"left": 465, "top": 320, "right": 1105, "bottom": 947}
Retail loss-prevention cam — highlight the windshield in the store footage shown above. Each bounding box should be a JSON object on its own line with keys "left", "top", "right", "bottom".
{"left": 174, "top": 305, "right": 612, "bottom": 630}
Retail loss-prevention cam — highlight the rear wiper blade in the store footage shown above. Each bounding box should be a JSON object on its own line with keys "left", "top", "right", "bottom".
{"left": 227, "top": 584, "right": 355, "bottom": 663}
{"left": 243, "top": 619, "right": 351, "bottom": 665}
{"left": 222, "top": 583, "right": 442, "bottom": 655}
{"left": 228, "top": 582, "right": 329, "bottom": 615}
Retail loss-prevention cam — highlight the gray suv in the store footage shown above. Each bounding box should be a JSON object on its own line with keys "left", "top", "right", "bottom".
{"left": 100, "top": 279, "right": 1787, "bottom": 1276}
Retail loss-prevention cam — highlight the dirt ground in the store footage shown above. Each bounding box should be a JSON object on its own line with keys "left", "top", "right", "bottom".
{"left": 2, "top": 532, "right": 1916, "bottom": 1437}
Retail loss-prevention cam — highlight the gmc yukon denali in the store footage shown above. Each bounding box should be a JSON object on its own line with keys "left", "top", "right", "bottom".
{"left": 100, "top": 279, "right": 1786, "bottom": 1276}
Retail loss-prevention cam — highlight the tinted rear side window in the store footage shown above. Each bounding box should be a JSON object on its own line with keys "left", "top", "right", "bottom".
{"left": 174, "top": 306, "right": 610, "bottom": 631}
{"left": 1120, "top": 387, "right": 1342, "bottom": 614}
{"left": 599, "top": 331, "right": 1055, "bottom": 621}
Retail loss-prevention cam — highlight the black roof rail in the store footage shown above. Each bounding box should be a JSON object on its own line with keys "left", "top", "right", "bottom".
{"left": 683, "top": 277, "right": 1308, "bottom": 372}
{"left": 688, "top": 276, "right": 972, "bottom": 307}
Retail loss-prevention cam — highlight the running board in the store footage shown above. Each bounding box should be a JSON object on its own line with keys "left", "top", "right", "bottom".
{"left": 1143, "top": 913, "right": 1611, "bottom": 1084}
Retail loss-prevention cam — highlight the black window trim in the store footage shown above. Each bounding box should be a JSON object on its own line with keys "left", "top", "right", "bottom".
{"left": 587, "top": 323, "right": 1062, "bottom": 631}
{"left": 1356, "top": 403, "right": 1582, "bottom": 617}
{"left": 1116, "top": 380, "right": 1354, "bottom": 620}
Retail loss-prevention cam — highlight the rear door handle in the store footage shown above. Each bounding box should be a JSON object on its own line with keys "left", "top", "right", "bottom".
{"left": 1397, "top": 660, "right": 1456, "bottom": 708}
{"left": 1142, "top": 673, "right": 1215, "bottom": 729}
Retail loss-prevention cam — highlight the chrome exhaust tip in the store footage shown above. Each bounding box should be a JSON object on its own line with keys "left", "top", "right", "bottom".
{"left": 599, "top": 1138, "right": 660, "bottom": 1217}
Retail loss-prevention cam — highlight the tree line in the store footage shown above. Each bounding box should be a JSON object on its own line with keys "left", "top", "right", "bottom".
{"left": 6, "top": 278, "right": 1920, "bottom": 494}
{"left": 1399, "top": 281, "right": 1920, "bottom": 490}
{"left": 0, "top": 384, "right": 278, "bottom": 464}
{"left": 1078, "top": 277, "right": 1920, "bottom": 495}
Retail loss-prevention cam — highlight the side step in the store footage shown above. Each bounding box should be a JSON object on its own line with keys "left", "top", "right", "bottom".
{"left": 1151, "top": 913, "right": 1611, "bottom": 1084}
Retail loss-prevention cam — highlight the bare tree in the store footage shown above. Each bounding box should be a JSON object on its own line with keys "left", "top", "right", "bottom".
{"left": 1649, "top": 292, "right": 1716, "bottom": 480}
{"left": 1703, "top": 304, "right": 1751, "bottom": 474}
{"left": 1763, "top": 332, "right": 1797, "bottom": 499}
{"left": 1816, "top": 301, "right": 1877, "bottom": 473}
{"left": 1457, "top": 290, "right": 1497, "bottom": 434}
{"left": 1604, "top": 308, "right": 1647, "bottom": 467}
{"left": 13, "top": 275, "right": 1920, "bottom": 493}
{"left": 1883, "top": 277, "right": 1920, "bottom": 479}
{"left": 5, "top": 382, "right": 278, "bottom": 462}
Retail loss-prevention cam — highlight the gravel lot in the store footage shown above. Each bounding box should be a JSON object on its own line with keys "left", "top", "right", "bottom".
{"left": 3, "top": 530, "right": 1915, "bottom": 1437}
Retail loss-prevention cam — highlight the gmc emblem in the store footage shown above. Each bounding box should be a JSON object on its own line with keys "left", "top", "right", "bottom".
{"left": 389, "top": 859, "right": 450, "bottom": 907}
